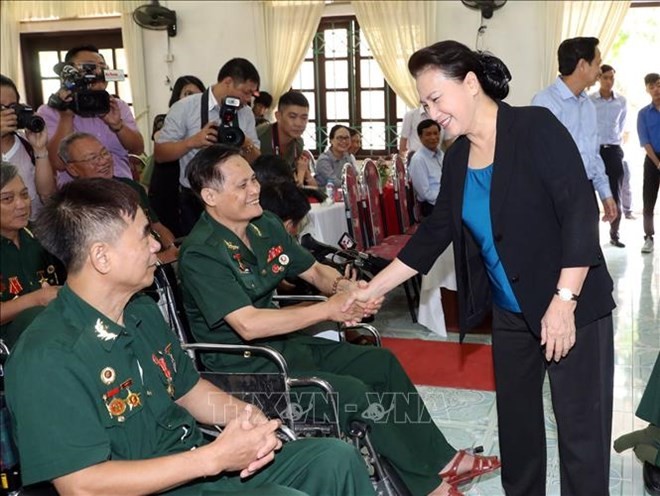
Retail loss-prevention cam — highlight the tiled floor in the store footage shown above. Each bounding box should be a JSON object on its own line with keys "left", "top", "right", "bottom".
{"left": 374, "top": 216, "right": 660, "bottom": 495}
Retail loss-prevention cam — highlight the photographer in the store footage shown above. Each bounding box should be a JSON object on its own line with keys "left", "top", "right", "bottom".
{"left": 154, "top": 58, "right": 261, "bottom": 235}
{"left": 37, "top": 45, "right": 143, "bottom": 185}
{"left": 1, "top": 75, "right": 56, "bottom": 218}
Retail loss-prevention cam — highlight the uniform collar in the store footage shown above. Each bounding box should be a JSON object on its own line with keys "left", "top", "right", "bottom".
{"left": 201, "top": 211, "right": 271, "bottom": 266}
{"left": 58, "top": 284, "right": 139, "bottom": 352}
{"left": 1, "top": 227, "right": 34, "bottom": 247}
{"left": 555, "top": 76, "right": 587, "bottom": 101}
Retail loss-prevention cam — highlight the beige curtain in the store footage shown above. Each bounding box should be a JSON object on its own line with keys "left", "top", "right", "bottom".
{"left": 352, "top": 1, "right": 438, "bottom": 109}
{"left": 261, "top": 0, "right": 324, "bottom": 103}
{"left": 120, "top": 13, "right": 151, "bottom": 154}
{"left": 542, "top": 0, "right": 631, "bottom": 86}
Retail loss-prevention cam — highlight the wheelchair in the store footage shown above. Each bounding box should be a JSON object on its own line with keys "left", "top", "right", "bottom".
{"left": 150, "top": 262, "right": 411, "bottom": 496}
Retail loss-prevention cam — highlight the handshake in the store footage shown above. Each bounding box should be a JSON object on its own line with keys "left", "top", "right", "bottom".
{"left": 328, "top": 277, "right": 384, "bottom": 327}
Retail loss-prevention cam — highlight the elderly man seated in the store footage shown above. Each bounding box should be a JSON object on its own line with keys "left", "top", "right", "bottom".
{"left": 5, "top": 178, "right": 375, "bottom": 496}
{"left": 59, "top": 131, "right": 178, "bottom": 263}
{"left": 178, "top": 144, "right": 500, "bottom": 496}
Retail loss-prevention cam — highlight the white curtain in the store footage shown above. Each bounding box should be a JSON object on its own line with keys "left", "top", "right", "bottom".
{"left": 261, "top": 0, "right": 324, "bottom": 103}
{"left": 352, "top": 1, "right": 438, "bottom": 109}
{"left": 542, "top": 0, "right": 631, "bottom": 86}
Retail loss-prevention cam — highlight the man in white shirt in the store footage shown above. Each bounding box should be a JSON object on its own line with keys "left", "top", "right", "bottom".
{"left": 154, "top": 58, "right": 261, "bottom": 234}
{"left": 399, "top": 106, "right": 430, "bottom": 158}
{"left": 408, "top": 119, "right": 443, "bottom": 218}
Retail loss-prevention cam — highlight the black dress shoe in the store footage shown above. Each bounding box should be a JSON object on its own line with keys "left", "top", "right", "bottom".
{"left": 610, "top": 239, "right": 626, "bottom": 248}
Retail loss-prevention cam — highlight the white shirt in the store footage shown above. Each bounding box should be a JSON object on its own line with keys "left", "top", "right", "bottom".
{"left": 2, "top": 134, "right": 42, "bottom": 219}
{"left": 408, "top": 145, "right": 443, "bottom": 204}
{"left": 400, "top": 107, "right": 431, "bottom": 153}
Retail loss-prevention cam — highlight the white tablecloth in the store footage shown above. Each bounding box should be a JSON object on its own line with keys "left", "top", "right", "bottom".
{"left": 417, "top": 243, "right": 457, "bottom": 337}
{"left": 303, "top": 202, "right": 347, "bottom": 247}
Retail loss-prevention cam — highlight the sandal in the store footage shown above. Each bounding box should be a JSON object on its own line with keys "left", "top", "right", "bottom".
{"left": 439, "top": 448, "right": 501, "bottom": 486}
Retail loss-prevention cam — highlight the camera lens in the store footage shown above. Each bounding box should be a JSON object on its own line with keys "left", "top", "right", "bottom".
{"left": 27, "top": 115, "right": 46, "bottom": 133}
{"left": 219, "top": 127, "right": 245, "bottom": 147}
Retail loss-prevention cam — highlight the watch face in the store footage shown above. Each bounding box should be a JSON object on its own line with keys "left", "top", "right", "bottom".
{"left": 558, "top": 288, "right": 573, "bottom": 301}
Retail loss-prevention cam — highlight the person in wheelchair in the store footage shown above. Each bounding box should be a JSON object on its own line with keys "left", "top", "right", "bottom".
{"left": 178, "top": 145, "right": 500, "bottom": 496}
{"left": 4, "top": 178, "right": 375, "bottom": 496}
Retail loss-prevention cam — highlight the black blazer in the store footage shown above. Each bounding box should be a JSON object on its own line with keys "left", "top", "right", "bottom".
{"left": 399, "top": 101, "right": 615, "bottom": 339}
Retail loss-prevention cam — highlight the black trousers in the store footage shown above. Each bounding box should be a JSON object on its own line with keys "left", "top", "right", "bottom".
{"left": 179, "top": 186, "right": 204, "bottom": 236}
{"left": 643, "top": 154, "right": 660, "bottom": 239}
{"left": 491, "top": 306, "right": 614, "bottom": 496}
{"left": 600, "top": 145, "right": 624, "bottom": 240}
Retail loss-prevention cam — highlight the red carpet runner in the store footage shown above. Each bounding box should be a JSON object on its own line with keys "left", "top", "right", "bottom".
{"left": 382, "top": 338, "right": 496, "bottom": 391}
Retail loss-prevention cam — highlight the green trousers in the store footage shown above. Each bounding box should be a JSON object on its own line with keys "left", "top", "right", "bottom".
{"left": 170, "top": 438, "right": 375, "bottom": 495}
{"left": 208, "top": 333, "right": 457, "bottom": 496}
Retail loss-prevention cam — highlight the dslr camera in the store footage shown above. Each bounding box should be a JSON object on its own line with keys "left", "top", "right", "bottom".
{"left": 214, "top": 96, "right": 245, "bottom": 147}
{"left": 47, "top": 63, "right": 111, "bottom": 117}
{"left": 7, "top": 103, "right": 45, "bottom": 133}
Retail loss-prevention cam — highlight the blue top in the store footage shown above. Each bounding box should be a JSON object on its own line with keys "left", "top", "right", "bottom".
{"left": 531, "top": 77, "right": 612, "bottom": 201}
{"left": 408, "top": 145, "right": 444, "bottom": 204}
{"left": 590, "top": 91, "right": 627, "bottom": 146}
{"left": 462, "top": 164, "right": 521, "bottom": 313}
{"left": 637, "top": 103, "right": 660, "bottom": 151}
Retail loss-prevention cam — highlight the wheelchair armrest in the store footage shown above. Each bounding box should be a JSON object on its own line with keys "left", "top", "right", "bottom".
{"left": 182, "top": 342, "right": 290, "bottom": 376}
{"left": 341, "top": 322, "right": 382, "bottom": 347}
{"left": 288, "top": 376, "right": 341, "bottom": 438}
{"left": 272, "top": 294, "right": 328, "bottom": 303}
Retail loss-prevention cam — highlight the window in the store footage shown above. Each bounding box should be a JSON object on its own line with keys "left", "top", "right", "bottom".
{"left": 291, "top": 16, "right": 407, "bottom": 156}
{"left": 20, "top": 29, "right": 131, "bottom": 109}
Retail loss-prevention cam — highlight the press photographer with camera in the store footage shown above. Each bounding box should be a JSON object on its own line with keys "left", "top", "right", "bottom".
{"left": 154, "top": 58, "right": 262, "bottom": 235}
{"left": 37, "top": 45, "right": 143, "bottom": 185}
{"left": 1, "top": 75, "right": 56, "bottom": 218}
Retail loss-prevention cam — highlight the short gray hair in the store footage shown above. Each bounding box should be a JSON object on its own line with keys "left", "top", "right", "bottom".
{"left": 58, "top": 132, "right": 96, "bottom": 164}
{"left": 1, "top": 161, "right": 19, "bottom": 190}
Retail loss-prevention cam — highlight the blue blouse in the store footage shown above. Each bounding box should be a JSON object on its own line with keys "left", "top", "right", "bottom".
{"left": 462, "top": 164, "right": 521, "bottom": 312}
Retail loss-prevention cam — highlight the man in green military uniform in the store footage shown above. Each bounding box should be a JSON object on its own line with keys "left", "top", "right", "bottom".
{"left": 179, "top": 145, "right": 501, "bottom": 496}
{"left": 58, "top": 131, "right": 178, "bottom": 263}
{"left": 257, "top": 91, "right": 316, "bottom": 187}
{"left": 0, "top": 162, "right": 61, "bottom": 348}
{"left": 5, "top": 178, "right": 375, "bottom": 495}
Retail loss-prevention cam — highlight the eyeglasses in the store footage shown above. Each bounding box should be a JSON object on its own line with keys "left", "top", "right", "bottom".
{"left": 334, "top": 136, "right": 351, "bottom": 141}
{"left": 69, "top": 148, "right": 111, "bottom": 164}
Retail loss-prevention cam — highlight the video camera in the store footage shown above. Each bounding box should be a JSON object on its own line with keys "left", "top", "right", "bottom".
{"left": 7, "top": 103, "right": 45, "bottom": 133}
{"left": 47, "top": 63, "right": 124, "bottom": 118}
{"left": 213, "top": 96, "right": 245, "bottom": 147}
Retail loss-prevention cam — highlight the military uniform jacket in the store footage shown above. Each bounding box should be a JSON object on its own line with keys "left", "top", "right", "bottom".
{"left": 179, "top": 211, "right": 315, "bottom": 370}
{"left": 5, "top": 286, "right": 201, "bottom": 486}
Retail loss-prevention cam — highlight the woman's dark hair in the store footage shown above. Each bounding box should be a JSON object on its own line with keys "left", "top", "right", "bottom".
{"left": 408, "top": 40, "right": 511, "bottom": 101}
{"left": 329, "top": 124, "right": 350, "bottom": 140}
{"left": 169, "top": 75, "right": 205, "bottom": 108}
{"left": 259, "top": 181, "right": 311, "bottom": 225}
{"left": 0, "top": 74, "right": 20, "bottom": 101}
{"left": 252, "top": 154, "right": 294, "bottom": 185}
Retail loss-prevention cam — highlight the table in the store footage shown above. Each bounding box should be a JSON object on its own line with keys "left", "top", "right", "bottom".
{"left": 303, "top": 202, "right": 347, "bottom": 247}
{"left": 417, "top": 243, "right": 457, "bottom": 337}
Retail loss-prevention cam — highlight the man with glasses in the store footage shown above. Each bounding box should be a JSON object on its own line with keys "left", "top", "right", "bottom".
{"left": 37, "top": 45, "right": 144, "bottom": 186}
{"left": 155, "top": 58, "right": 262, "bottom": 235}
{"left": 59, "top": 132, "right": 177, "bottom": 262}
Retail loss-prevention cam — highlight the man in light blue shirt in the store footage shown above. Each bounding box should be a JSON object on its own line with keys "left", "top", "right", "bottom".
{"left": 154, "top": 58, "right": 261, "bottom": 234}
{"left": 591, "top": 64, "right": 628, "bottom": 247}
{"left": 532, "top": 37, "right": 617, "bottom": 225}
{"left": 408, "top": 119, "right": 443, "bottom": 218}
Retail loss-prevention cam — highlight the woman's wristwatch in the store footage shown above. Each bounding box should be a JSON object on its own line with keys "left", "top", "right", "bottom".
{"left": 555, "top": 287, "right": 579, "bottom": 301}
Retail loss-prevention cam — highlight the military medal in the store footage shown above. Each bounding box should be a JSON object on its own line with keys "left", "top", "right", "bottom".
{"left": 278, "top": 254, "right": 289, "bottom": 266}
{"left": 100, "top": 367, "right": 116, "bottom": 385}
{"left": 267, "top": 245, "right": 283, "bottom": 263}
{"left": 272, "top": 264, "right": 282, "bottom": 274}
{"left": 232, "top": 253, "right": 250, "bottom": 274}
{"left": 36, "top": 270, "right": 48, "bottom": 285}
{"left": 108, "top": 397, "right": 126, "bottom": 417}
{"left": 46, "top": 264, "right": 59, "bottom": 285}
{"left": 125, "top": 390, "right": 141, "bottom": 409}
{"left": 153, "top": 351, "right": 175, "bottom": 398}
{"left": 103, "top": 379, "right": 133, "bottom": 401}
{"left": 8, "top": 277, "right": 23, "bottom": 296}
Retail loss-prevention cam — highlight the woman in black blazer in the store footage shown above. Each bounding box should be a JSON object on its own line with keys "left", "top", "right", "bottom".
{"left": 355, "top": 41, "right": 615, "bottom": 496}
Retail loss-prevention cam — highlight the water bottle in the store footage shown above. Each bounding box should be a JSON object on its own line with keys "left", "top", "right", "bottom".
{"left": 325, "top": 183, "right": 335, "bottom": 204}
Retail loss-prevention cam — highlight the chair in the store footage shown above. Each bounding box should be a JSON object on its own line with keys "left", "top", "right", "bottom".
{"left": 361, "top": 160, "right": 419, "bottom": 323}
{"left": 391, "top": 154, "right": 419, "bottom": 235}
{"left": 340, "top": 162, "right": 369, "bottom": 251}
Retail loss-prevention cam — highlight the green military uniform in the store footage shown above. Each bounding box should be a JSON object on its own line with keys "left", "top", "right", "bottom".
{"left": 115, "top": 176, "right": 160, "bottom": 224}
{"left": 638, "top": 352, "right": 660, "bottom": 427}
{"left": 257, "top": 122, "right": 304, "bottom": 168}
{"left": 5, "top": 285, "right": 374, "bottom": 495}
{"left": 0, "top": 228, "right": 62, "bottom": 348}
{"left": 179, "top": 211, "right": 457, "bottom": 495}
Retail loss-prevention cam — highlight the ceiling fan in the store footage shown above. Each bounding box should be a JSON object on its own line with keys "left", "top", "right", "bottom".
{"left": 133, "top": 0, "right": 177, "bottom": 37}
{"left": 461, "top": 0, "right": 507, "bottom": 19}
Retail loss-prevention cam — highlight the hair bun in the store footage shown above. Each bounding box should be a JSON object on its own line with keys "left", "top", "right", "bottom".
{"left": 477, "top": 51, "right": 512, "bottom": 100}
